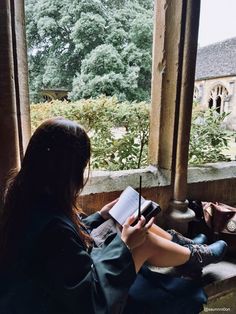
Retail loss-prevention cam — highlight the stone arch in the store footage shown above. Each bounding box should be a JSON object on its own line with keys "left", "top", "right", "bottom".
{"left": 42, "top": 93, "right": 54, "bottom": 102}
{"left": 41, "top": 89, "right": 68, "bottom": 102}
{"left": 208, "top": 83, "right": 229, "bottom": 114}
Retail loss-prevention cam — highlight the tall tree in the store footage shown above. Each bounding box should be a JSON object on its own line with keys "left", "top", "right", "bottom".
{"left": 25, "top": 0, "right": 153, "bottom": 102}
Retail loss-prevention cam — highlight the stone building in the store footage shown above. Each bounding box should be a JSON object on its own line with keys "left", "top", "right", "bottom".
{"left": 41, "top": 88, "right": 68, "bottom": 102}
{"left": 195, "top": 37, "right": 236, "bottom": 130}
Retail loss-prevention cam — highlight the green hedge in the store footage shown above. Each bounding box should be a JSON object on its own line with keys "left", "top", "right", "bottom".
{"left": 30, "top": 96, "right": 149, "bottom": 170}
{"left": 30, "top": 97, "right": 231, "bottom": 170}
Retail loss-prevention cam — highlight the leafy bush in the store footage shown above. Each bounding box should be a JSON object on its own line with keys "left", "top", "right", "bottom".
{"left": 30, "top": 96, "right": 149, "bottom": 170}
{"left": 189, "top": 107, "right": 232, "bottom": 165}
{"left": 30, "top": 97, "right": 232, "bottom": 170}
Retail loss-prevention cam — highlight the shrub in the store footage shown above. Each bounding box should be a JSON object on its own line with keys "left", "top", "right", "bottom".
{"left": 189, "top": 107, "right": 232, "bottom": 165}
{"left": 30, "top": 96, "right": 150, "bottom": 170}
{"left": 30, "top": 97, "right": 232, "bottom": 170}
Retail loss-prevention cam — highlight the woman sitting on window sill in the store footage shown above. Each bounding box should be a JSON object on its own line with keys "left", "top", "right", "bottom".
{"left": 0, "top": 118, "right": 227, "bottom": 314}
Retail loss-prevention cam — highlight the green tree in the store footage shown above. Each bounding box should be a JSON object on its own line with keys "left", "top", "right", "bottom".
{"left": 25, "top": 0, "right": 154, "bottom": 102}
{"left": 69, "top": 44, "right": 126, "bottom": 100}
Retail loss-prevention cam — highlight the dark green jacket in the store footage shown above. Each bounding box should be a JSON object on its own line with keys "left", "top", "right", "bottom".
{"left": 0, "top": 210, "right": 136, "bottom": 314}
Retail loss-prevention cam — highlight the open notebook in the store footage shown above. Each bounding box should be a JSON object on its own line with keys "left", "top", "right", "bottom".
{"left": 109, "top": 186, "right": 161, "bottom": 225}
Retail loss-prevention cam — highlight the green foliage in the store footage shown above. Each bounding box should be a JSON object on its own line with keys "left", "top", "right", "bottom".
{"left": 25, "top": 0, "right": 154, "bottom": 102}
{"left": 69, "top": 44, "right": 126, "bottom": 100}
{"left": 189, "top": 107, "right": 232, "bottom": 165}
{"left": 129, "top": 14, "right": 153, "bottom": 49}
{"left": 112, "top": 102, "right": 149, "bottom": 169}
{"left": 30, "top": 97, "right": 150, "bottom": 170}
{"left": 72, "top": 13, "right": 106, "bottom": 55}
{"left": 30, "top": 98, "right": 232, "bottom": 170}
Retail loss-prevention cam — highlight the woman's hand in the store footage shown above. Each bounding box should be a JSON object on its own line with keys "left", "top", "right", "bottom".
{"left": 121, "top": 215, "right": 154, "bottom": 251}
{"left": 99, "top": 199, "right": 119, "bottom": 220}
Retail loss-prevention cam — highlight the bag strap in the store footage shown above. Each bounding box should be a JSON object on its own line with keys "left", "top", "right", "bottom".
{"left": 215, "top": 202, "right": 236, "bottom": 212}
{"left": 203, "top": 202, "right": 236, "bottom": 215}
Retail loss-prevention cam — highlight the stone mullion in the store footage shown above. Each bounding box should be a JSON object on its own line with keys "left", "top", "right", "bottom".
{"left": 149, "top": 0, "right": 201, "bottom": 232}
{"left": 149, "top": 0, "right": 186, "bottom": 177}
{"left": 0, "top": 0, "right": 30, "bottom": 206}
{"left": 11, "top": 0, "right": 31, "bottom": 157}
{"left": 168, "top": 0, "right": 201, "bottom": 232}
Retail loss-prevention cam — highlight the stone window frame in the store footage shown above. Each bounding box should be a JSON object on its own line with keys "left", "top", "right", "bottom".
{"left": 208, "top": 83, "right": 229, "bottom": 114}
{"left": 0, "top": 0, "right": 202, "bottom": 223}
{"left": 4, "top": 1, "right": 236, "bottom": 240}
{"left": 3, "top": 0, "right": 236, "bottom": 230}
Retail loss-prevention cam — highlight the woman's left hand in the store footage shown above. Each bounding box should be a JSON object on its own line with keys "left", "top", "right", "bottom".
{"left": 121, "top": 215, "right": 154, "bottom": 251}
{"left": 99, "top": 199, "right": 119, "bottom": 220}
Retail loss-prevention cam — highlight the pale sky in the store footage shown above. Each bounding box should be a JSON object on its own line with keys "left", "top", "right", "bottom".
{"left": 198, "top": 0, "right": 236, "bottom": 47}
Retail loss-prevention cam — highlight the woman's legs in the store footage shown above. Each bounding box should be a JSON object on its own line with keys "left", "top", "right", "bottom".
{"left": 131, "top": 231, "right": 190, "bottom": 272}
{"left": 131, "top": 230, "right": 227, "bottom": 274}
{"left": 149, "top": 224, "right": 208, "bottom": 246}
{"left": 149, "top": 224, "right": 172, "bottom": 240}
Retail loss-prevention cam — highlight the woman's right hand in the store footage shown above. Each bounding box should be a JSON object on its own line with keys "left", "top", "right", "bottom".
{"left": 121, "top": 215, "right": 154, "bottom": 251}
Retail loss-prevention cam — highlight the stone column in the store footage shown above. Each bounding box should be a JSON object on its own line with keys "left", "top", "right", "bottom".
{"left": 0, "top": 0, "right": 30, "bottom": 207}
{"left": 168, "top": 0, "right": 201, "bottom": 233}
{"left": 149, "top": 0, "right": 186, "bottom": 175}
{"left": 13, "top": 0, "right": 31, "bottom": 154}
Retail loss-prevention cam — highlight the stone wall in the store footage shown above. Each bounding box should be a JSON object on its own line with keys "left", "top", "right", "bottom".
{"left": 195, "top": 76, "right": 236, "bottom": 129}
{"left": 78, "top": 161, "right": 236, "bottom": 227}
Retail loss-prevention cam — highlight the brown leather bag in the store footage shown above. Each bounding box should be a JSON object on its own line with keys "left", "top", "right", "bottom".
{"left": 203, "top": 202, "right": 236, "bottom": 252}
{"left": 203, "top": 202, "right": 236, "bottom": 234}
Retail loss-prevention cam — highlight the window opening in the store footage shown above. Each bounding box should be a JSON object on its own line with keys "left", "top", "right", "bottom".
{"left": 216, "top": 95, "right": 221, "bottom": 113}
{"left": 208, "top": 84, "right": 229, "bottom": 113}
{"left": 208, "top": 98, "right": 213, "bottom": 109}
{"left": 25, "top": 0, "right": 155, "bottom": 171}
{"left": 42, "top": 95, "right": 53, "bottom": 102}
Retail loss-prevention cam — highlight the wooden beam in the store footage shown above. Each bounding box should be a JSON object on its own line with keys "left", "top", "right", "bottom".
{"left": 149, "top": 0, "right": 186, "bottom": 174}
{"left": 10, "top": 0, "right": 31, "bottom": 157}
{"left": 0, "top": 0, "right": 30, "bottom": 206}
{"left": 0, "top": 0, "right": 20, "bottom": 206}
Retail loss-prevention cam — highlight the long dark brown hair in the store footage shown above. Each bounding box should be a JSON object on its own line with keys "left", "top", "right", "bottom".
{"left": 0, "top": 117, "right": 92, "bottom": 264}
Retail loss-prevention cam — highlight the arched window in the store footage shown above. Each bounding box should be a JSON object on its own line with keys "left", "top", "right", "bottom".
{"left": 208, "top": 84, "right": 229, "bottom": 113}
{"left": 59, "top": 95, "right": 68, "bottom": 101}
{"left": 42, "top": 94, "right": 54, "bottom": 102}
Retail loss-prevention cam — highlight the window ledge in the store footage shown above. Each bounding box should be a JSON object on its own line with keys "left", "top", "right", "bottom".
{"left": 82, "top": 165, "right": 171, "bottom": 195}
{"left": 82, "top": 161, "right": 236, "bottom": 195}
{"left": 188, "top": 161, "right": 236, "bottom": 183}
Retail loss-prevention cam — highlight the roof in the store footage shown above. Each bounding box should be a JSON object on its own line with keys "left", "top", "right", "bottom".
{"left": 195, "top": 37, "right": 236, "bottom": 80}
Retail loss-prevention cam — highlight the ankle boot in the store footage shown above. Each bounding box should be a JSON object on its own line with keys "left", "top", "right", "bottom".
{"left": 176, "top": 240, "right": 228, "bottom": 277}
{"left": 168, "top": 229, "right": 207, "bottom": 246}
